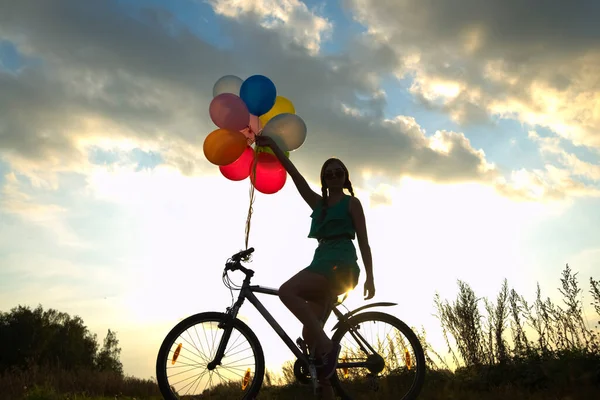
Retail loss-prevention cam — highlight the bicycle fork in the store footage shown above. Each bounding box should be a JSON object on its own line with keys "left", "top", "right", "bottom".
{"left": 207, "top": 305, "right": 240, "bottom": 370}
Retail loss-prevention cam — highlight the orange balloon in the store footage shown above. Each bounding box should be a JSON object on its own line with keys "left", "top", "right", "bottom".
{"left": 203, "top": 128, "right": 248, "bottom": 166}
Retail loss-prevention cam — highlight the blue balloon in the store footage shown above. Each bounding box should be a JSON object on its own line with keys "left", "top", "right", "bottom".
{"left": 239, "top": 75, "right": 277, "bottom": 116}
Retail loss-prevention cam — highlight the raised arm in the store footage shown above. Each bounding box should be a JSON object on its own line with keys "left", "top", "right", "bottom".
{"left": 254, "top": 136, "right": 321, "bottom": 209}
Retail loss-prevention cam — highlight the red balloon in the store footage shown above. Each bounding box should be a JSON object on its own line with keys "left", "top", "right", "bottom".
{"left": 219, "top": 146, "right": 254, "bottom": 181}
{"left": 250, "top": 152, "right": 287, "bottom": 194}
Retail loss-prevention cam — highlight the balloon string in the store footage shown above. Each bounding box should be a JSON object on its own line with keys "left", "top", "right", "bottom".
{"left": 244, "top": 147, "right": 259, "bottom": 250}
{"left": 246, "top": 124, "right": 256, "bottom": 146}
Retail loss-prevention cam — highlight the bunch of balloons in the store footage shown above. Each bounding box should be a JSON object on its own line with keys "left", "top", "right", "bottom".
{"left": 203, "top": 74, "right": 307, "bottom": 194}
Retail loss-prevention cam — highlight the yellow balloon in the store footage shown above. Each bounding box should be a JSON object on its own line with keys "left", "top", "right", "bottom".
{"left": 259, "top": 96, "right": 295, "bottom": 126}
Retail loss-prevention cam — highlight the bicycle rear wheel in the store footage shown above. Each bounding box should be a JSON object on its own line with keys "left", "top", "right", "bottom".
{"left": 330, "top": 311, "right": 426, "bottom": 400}
{"left": 156, "top": 312, "right": 265, "bottom": 400}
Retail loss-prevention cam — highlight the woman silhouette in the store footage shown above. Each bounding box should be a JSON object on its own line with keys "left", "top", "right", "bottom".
{"left": 254, "top": 135, "right": 375, "bottom": 389}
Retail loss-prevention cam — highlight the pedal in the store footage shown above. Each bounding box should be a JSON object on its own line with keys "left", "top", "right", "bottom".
{"left": 296, "top": 337, "right": 308, "bottom": 354}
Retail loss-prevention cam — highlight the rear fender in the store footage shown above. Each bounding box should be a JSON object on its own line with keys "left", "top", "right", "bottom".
{"left": 331, "top": 302, "right": 397, "bottom": 331}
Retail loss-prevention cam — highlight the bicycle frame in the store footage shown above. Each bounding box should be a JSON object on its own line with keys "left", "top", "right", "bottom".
{"left": 209, "top": 284, "right": 309, "bottom": 369}
{"left": 208, "top": 275, "right": 399, "bottom": 372}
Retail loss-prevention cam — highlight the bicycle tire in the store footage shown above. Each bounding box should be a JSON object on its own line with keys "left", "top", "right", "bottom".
{"left": 330, "top": 311, "right": 426, "bottom": 400}
{"left": 156, "top": 311, "right": 265, "bottom": 400}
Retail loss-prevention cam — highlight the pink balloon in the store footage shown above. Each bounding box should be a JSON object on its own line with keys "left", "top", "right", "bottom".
{"left": 219, "top": 146, "right": 254, "bottom": 181}
{"left": 240, "top": 114, "right": 262, "bottom": 145}
{"left": 209, "top": 93, "right": 250, "bottom": 131}
{"left": 249, "top": 114, "right": 262, "bottom": 134}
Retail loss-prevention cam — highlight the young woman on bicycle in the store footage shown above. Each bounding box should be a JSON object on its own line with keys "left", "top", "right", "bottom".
{"left": 254, "top": 135, "right": 376, "bottom": 387}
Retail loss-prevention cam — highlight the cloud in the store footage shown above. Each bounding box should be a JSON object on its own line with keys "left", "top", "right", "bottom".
{"left": 495, "top": 167, "right": 600, "bottom": 202}
{"left": 346, "top": 0, "right": 600, "bottom": 147}
{"left": 208, "top": 0, "right": 333, "bottom": 54}
{"left": 0, "top": 0, "right": 597, "bottom": 205}
{"left": 368, "top": 184, "right": 394, "bottom": 207}
{"left": 483, "top": 130, "right": 600, "bottom": 201}
{"left": 528, "top": 131, "right": 600, "bottom": 182}
{"left": 0, "top": 0, "right": 504, "bottom": 193}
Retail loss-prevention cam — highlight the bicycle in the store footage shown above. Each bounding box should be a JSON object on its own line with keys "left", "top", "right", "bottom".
{"left": 156, "top": 247, "right": 426, "bottom": 399}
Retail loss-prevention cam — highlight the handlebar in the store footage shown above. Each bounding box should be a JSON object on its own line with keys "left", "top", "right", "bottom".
{"left": 224, "top": 248, "right": 255, "bottom": 277}
{"left": 231, "top": 247, "right": 254, "bottom": 262}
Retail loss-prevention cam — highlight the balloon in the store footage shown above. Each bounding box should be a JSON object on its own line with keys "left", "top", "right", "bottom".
{"left": 250, "top": 152, "right": 287, "bottom": 194}
{"left": 259, "top": 96, "right": 295, "bottom": 126}
{"left": 209, "top": 93, "right": 250, "bottom": 131}
{"left": 240, "top": 114, "right": 262, "bottom": 145}
{"left": 261, "top": 113, "right": 307, "bottom": 152}
{"left": 249, "top": 113, "right": 262, "bottom": 134}
{"left": 213, "top": 75, "right": 243, "bottom": 97}
{"left": 240, "top": 75, "right": 277, "bottom": 116}
{"left": 203, "top": 128, "right": 247, "bottom": 166}
{"left": 219, "top": 146, "right": 254, "bottom": 181}
{"left": 255, "top": 145, "right": 290, "bottom": 158}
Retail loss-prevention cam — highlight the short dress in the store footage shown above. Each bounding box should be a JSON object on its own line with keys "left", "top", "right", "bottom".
{"left": 303, "top": 195, "right": 361, "bottom": 295}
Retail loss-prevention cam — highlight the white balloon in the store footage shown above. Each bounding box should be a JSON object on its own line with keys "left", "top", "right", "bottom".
{"left": 212, "top": 75, "right": 243, "bottom": 98}
{"left": 262, "top": 113, "right": 307, "bottom": 152}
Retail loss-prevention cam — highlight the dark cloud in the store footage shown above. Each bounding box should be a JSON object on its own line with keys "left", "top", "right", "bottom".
{"left": 347, "top": 0, "right": 600, "bottom": 57}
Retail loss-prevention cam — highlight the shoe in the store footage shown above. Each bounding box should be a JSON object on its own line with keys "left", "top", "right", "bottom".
{"left": 318, "top": 342, "right": 341, "bottom": 379}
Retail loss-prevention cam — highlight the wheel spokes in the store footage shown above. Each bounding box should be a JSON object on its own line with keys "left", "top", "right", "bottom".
{"left": 164, "top": 320, "right": 258, "bottom": 397}
{"left": 337, "top": 319, "right": 421, "bottom": 390}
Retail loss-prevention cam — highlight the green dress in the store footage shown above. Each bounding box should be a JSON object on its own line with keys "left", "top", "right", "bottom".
{"left": 304, "top": 195, "right": 361, "bottom": 295}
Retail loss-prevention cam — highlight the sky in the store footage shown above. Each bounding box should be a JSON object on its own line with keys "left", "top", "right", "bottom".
{"left": 1, "top": 0, "right": 599, "bottom": 380}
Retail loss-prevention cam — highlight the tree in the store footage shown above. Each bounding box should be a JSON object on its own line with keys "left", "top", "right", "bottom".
{"left": 95, "top": 329, "right": 123, "bottom": 375}
{"left": 0, "top": 305, "right": 122, "bottom": 375}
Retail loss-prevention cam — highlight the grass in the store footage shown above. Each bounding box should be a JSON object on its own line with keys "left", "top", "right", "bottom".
{"left": 6, "top": 366, "right": 598, "bottom": 400}
{"left": 0, "top": 365, "right": 162, "bottom": 400}
{"left": 2, "top": 264, "right": 599, "bottom": 399}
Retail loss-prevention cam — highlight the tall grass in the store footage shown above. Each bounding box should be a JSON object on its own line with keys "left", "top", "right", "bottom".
{"left": 430, "top": 264, "right": 600, "bottom": 393}
{"left": 434, "top": 265, "right": 599, "bottom": 365}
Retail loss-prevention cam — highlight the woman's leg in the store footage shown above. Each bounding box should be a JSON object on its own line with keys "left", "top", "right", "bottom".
{"left": 312, "top": 297, "right": 337, "bottom": 399}
{"left": 302, "top": 299, "right": 333, "bottom": 355}
{"left": 279, "top": 270, "right": 334, "bottom": 356}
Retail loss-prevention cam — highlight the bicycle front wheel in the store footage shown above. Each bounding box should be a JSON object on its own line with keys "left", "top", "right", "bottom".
{"left": 330, "top": 311, "right": 426, "bottom": 400}
{"left": 156, "top": 312, "right": 265, "bottom": 400}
